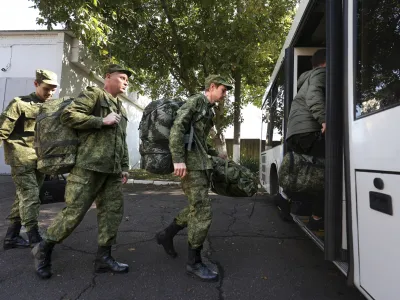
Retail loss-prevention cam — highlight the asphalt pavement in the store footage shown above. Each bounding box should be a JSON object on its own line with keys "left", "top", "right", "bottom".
{"left": 0, "top": 175, "right": 364, "bottom": 300}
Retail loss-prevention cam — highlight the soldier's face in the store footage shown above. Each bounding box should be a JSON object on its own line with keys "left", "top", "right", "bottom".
{"left": 106, "top": 72, "right": 129, "bottom": 95}
{"left": 211, "top": 84, "right": 228, "bottom": 102}
{"left": 35, "top": 82, "right": 57, "bottom": 101}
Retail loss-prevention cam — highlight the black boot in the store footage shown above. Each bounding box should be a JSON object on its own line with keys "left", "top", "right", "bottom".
{"left": 94, "top": 246, "right": 129, "bottom": 274}
{"left": 3, "top": 222, "right": 30, "bottom": 250}
{"left": 32, "top": 240, "right": 55, "bottom": 279}
{"left": 156, "top": 220, "right": 184, "bottom": 258}
{"left": 186, "top": 245, "right": 219, "bottom": 282}
{"left": 27, "top": 225, "right": 43, "bottom": 247}
{"left": 274, "top": 193, "right": 293, "bottom": 222}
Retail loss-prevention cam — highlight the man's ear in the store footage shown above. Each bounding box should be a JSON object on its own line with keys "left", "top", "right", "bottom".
{"left": 34, "top": 81, "right": 40, "bottom": 88}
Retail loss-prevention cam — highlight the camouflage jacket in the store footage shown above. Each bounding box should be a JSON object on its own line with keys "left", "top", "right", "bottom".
{"left": 169, "top": 93, "right": 218, "bottom": 170}
{"left": 60, "top": 86, "right": 129, "bottom": 174}
{"left": 0, "top": 93, "right": 43, "bottom": 167}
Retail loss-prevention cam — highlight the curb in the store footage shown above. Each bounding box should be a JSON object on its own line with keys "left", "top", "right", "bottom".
{"left": 127, "top": 179, "right": 180, "bottom": 185}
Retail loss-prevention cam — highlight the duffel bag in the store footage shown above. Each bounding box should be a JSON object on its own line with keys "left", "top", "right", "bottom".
{"left": 278, "top": 151, "right": 324, "bottom": 197}
{"left": 210, "top": 156, "right": 258, "bottom": 197}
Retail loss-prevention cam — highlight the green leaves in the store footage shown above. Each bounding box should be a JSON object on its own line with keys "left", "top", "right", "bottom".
{"left": 29, "top": 0, "right": 296, "bottom": 128}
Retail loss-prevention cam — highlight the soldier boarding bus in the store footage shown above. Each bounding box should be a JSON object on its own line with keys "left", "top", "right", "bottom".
{"left": 259, "top": 1, "right": 399, "bottom": 300}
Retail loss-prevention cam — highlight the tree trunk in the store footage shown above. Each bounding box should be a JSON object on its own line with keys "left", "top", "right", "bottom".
{"left": 232, "top": 70, "right": 242, "bottom": 163}
{"left": 211, "top": 99, "right": 228, "bottom": 156}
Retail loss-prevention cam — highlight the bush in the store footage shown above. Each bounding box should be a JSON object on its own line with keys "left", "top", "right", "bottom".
{"left": 239, "top": 155, "right": 259, "bottom": 174}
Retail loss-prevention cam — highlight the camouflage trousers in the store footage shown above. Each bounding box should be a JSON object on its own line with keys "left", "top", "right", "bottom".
{"left": 8, "top": 166, "right": 45, "bottom": 231}
{"left": 175, "top": 170, "right": 212, "bottom": 249}
{"left": 45, "top": 167, "right": 124, "bottom": 246}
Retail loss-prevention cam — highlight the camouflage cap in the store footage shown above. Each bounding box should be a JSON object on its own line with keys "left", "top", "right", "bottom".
{"left": 36, "top": 69, "right": 59, "bottom": 86}
{"left": 105, "top": 64, "right": 132, "bottom": 78}
{"left": 205, "top": 75, "right": 233, "bottom": 90}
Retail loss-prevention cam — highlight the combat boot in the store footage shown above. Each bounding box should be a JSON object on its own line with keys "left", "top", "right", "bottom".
{"left": 27, "top": 225, "right": 43, "bottom": 246}
{"left": 156, "top": 220, "right": 184, "bottom": 258}
{"left": 32, "top": 240, "right": 55, "bottom": 279}
{"left": 94, "top": 246, "right": 129, "bottom": 273}
{"left": 3, "top": 222, "right": 30, "bottom": 250}
{"left": 186, "top": 245, "right": 219, "bottom": 282}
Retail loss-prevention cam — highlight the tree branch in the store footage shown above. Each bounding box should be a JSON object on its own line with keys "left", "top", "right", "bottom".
{"left": 159, "top": 0, "right": 189, "bottom": 84}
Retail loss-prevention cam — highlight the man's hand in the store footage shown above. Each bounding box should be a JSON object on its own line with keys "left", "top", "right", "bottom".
{"left": 174, "top": 163, "right": 187, "bottom": 178}
{"left": 121, "top": 171, "right": 129, "bottom": 184}
{"left": 321, "top": 123, "right": 326, "bottom": 134}
{"left": 103, "top": 112, "right": 121, "bottom": 126}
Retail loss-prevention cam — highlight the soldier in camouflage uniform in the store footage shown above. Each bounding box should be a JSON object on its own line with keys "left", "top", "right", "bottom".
{"left": 156, "top": 75, "right": 232, "bottom": 282}
{"left": 32, "top": 64, "right": 131, "bottom": 279}
{"left": 1, "top": 70, "right": 58, "bottom": 250}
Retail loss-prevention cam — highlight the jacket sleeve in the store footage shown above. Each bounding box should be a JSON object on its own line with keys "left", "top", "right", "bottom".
{"left": 305, "top": 70, "right": 326, "bottom": 124}
{"left": 122, "top": 140, "right": 130, "bottom": 172}
{"left": 60, "top": 90, "right": 103, "bottom": 129}
{"left": 0, "top": 99, "right": 21, "bottom": 144}
{"left": 169, "top": 99, "right": 195, "bottom": 164}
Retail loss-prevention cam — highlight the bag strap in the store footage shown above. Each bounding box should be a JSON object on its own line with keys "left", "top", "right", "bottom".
{"left": 116, "top": 98, "right": 122, "bottom": 114}
{"left": 187, "top": 125, "right": 195, "bottom": 151}
{"left": 92, "top": 96, "right": 102, "bottom": 117}
{"left": 288, "top": 151, "right": 297, "bottom": 186}
{"left": 192, "top": 130, "right": 207, "bottom": 154}
{"left": 289, "top": 151, "right": 295, "bottom": 173}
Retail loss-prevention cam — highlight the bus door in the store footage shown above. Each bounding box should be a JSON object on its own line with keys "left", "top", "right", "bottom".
{"left": 283, "top": 47, "right": 322, "bottom": 152}
{"left": 346, "top": 0, "right": 400, "bottom": 299}
{"left": 286, "top": 47, "right": 328, "bottom": 248}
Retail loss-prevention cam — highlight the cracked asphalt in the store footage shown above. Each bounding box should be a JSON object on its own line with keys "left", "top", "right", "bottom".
{"left": 0, "top": 176, "right": 365, "bottom": 300}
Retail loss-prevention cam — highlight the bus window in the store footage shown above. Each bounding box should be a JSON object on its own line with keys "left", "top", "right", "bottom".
{"left": 266, "top": 66, "right": 285, "bottom": 147}
{"left": 355, "top": 0, "right": 400, "bottom": 119}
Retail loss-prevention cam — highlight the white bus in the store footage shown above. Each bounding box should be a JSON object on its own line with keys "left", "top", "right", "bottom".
{"left": 259, "top": 1, "right": 399, "bottom": 299}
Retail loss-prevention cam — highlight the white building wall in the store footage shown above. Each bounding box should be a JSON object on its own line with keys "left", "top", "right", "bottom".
{"left": 59, "top": 33, "right": 100, "bottom": 98}
{"left": 0, "top": 31, "right": 144, "bottom": 174}
{"left": 0, "top": 32, "right": 64, "bottom": 174}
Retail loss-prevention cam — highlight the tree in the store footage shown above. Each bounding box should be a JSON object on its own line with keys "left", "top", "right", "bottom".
{"left": 30, "top": 0, "right": 296, "bottom": 157}
{"left": 356, "top": 0, "right": 400, "bottom": 116}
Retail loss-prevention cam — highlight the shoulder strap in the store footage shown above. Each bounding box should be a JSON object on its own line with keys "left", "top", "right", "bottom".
{"left": 117, "top": 98, "right": 122, "bottom": 114}
{"left": 92, "top": 97, "right": 102, "bottom": 117}
{"left": 289, "top": 151, "right": 295, "bottom": 173}
{"left": 14, "top": 95, "right": 31, "bottom": 103}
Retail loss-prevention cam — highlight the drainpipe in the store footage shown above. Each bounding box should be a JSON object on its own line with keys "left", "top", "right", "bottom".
{"left": 70, "top": 37, "right": 105, "bottom": 85}
{"left": 69, "top": 37, "right": 143, "bottom": 110}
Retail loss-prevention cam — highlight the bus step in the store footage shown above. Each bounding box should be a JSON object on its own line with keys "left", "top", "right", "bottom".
{"left": 291, "top": 214, "right": 325, "bottom": 251}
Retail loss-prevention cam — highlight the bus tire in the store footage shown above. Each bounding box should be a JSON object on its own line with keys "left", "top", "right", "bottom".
{"left": 270, "top": 164, "right": 293, "bottom": 222}
{"left": 269, "top": 164, "right": 279, "bottom": 196}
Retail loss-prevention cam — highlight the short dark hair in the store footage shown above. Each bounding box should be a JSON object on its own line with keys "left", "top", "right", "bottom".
{"left": 205, "top": 82, "right": 222, "bottom": 91}
{"left": 311, "top": 49, "right": 326, "bottom": 68}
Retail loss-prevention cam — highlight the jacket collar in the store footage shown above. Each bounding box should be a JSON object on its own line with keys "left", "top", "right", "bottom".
{"left": 29, "top": 92, "right": 43, "bottom": 103}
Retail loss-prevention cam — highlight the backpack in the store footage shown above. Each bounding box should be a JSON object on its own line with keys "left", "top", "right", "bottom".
{"left": 278, "top": 151, "right": 325, "bottom": 197}
{"left": 139, "top": 98, "right": 185, "bottom": 174}
{"left": 210, "top": 156, "right": 258, "bottom": 197}
{"left": 35, "top": 96, "right": 79, "bottom": 175}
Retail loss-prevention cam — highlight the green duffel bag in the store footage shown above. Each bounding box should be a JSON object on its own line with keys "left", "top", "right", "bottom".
{"left": 210, "top": 156, "right": 258, "bottom": 197}
{"left": 278, "top": 151, "right": 324, "bottom": 197}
